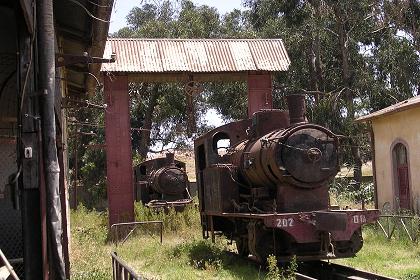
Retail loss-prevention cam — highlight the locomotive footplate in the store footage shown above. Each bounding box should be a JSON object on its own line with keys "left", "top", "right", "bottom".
{"left": 219, "top": 209, "right": 380, "bottom": 243}
{"left": 262, "top": 209, "right": 380, "bottom": 243}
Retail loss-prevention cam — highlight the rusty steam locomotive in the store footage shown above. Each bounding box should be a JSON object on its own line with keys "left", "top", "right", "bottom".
{"left": 134, "top": 153, "right": 192, "bottom": 209}
{"left": 194, "top": 94, "right": 379, "bottom": 262}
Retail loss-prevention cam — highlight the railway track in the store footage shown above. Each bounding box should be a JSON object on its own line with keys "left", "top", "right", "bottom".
{"left": 295, "top": 261, "right": 397, "bottom": 280}
{"left": 232, "top": 251, "right": 396, "bottom": 280}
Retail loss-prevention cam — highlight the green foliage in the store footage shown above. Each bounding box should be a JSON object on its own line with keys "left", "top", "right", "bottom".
{"left": 134, "top": 201, "right": 201, "bottom": 233}
{"left": 244, "top": 0, "right": 419, "bottom": 169}
{"left": 67, "top": 89, "right": 107, "bottom": 208}
{"left": 172, "top": 239, "right": 224, "bottom": 270}
{"left": 266, "top": 255, "right": 297, "bottom": 280}
{"left": 330, "top": 178, "right": 375, "bottom": 207}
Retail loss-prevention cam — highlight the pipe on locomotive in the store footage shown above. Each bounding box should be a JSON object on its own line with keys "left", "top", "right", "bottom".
{"left": 285, "top": 93, "right": 307, "bottom": 125}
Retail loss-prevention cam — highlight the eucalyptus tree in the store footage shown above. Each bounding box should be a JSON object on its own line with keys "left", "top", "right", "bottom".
{"left": 244, "top": 0, "right": 419, "bottom": 189}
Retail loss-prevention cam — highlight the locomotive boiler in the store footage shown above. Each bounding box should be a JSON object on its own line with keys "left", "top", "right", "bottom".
{"left": 134, "top": 153, "right": 192, "bottom": 209}
{"left": 194, "top": 94, "right": 379, "bottom": 262}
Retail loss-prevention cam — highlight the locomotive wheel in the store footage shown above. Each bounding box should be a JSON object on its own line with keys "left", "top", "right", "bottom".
{"left": 235, "top": 237, "right": 249, "bottom": 257}
{"left": 248, "top": 221, "right": 275, "bottom": 262}
{"left": 349, "top": 229, "right": 363, "bottom": 254}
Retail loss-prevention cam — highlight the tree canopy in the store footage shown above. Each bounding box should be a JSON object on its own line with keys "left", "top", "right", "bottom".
{"left": 69, "top": 0, "right": 419, "bottom": 205}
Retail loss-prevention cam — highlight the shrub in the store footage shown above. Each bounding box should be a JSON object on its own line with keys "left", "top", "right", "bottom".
{"left": 134, "top": 201, "right": 200, "bottom": 233}
{"left": 266, "top": 255, "right": 297, "bottom": 280}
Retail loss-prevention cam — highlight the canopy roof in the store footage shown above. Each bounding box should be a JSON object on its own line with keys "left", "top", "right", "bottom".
{"left": 101, "top": 38, "right": 290, "bottom": 76}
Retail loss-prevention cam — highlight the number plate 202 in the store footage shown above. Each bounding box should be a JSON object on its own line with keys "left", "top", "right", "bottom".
{"left": 276, "top": 218, "right": 294, "bottom": 228}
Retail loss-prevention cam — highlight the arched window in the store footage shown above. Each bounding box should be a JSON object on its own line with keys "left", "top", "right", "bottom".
{"left": 392, "top": 143, "right": 410, "bottom": 210}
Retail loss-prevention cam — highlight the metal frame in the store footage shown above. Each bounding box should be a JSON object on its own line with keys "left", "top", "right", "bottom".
{"left": 377, "top": 214, "right": 418, "bottom": 242}
{"left": 0, "top": 249, "right": 20, "bottom": 280}
{"left": 110, "top": 221, "right": 163, "bottom": 246}
{"left": 111, "top": 252, "right": 142, "bottom": 280}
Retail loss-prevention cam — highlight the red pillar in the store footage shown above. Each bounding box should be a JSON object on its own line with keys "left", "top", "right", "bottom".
{"left": 247, "top": 72, "right": 273, "bottom": 117}
{"left": 104, "top": 74, "right": 134, "bottom": 226}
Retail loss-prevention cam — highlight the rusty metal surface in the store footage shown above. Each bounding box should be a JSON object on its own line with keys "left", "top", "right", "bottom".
{"left": 286, "top": 94, "right": 307, "bottom": 124}
{"left": 249, "top": 110, "right": 290, "bottom": 139}
{"left": 194, "top": 97, "right": 380, "bottom": 262}
{"left": 202, "top": 164, "right": 239, "bottom": 213}
{"left": 149, "top": 166, "right": 188, "bottom": 195}
{"left": 297, "top": 261, "right": 397, "bottom": 280}
{"left": 133, "top": 155, "right": 190, "bottom": 207}
{"left": 261, "top": 209, "right": 380, "bottom": 243}
{"left": 232, "top": 123, "right": 340, "bottom": 190}
{"left": 101, "top": 38, "right": 291, "bottom": 73}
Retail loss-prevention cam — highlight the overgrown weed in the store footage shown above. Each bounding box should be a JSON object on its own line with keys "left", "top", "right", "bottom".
{"left": 266, "top": 255, "right": 297, "bottom": 280}
{"left": 134, "top": 201, "right": 201, "bottom": 233}
{"left": 70, "top": 204, "right": 111, "bottom": 280}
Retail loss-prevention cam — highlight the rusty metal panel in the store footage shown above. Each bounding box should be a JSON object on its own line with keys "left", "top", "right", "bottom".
{"left": 248, "top": 39, "right": 291, "bottom": 71}
{"left": 276, "top": 185, "right": 329, "bottom": 213}
{"left": 262, "top": 209, "right": 380, "bottom": 243}
{"left": 203, "top": 165, "right": 239, "bottom": 213}
{"left": 228, "top": 41, "right": 256, "bottom": 71}
{"left": 313, "top": 211, "right": 347, "bottom": 231}
{"left": 104, "top": 75, "right": 134, "bottom": 226}
{"left": 159, "top": 39, "right": 189, "bottom": 72}
{"left": 101, "top": 38, "right": 291, "bottom": 73}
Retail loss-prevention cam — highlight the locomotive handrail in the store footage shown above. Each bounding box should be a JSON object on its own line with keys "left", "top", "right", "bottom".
{"left": 111, "top": 251, "right": 144, "bottom": 280}
{"left": 110, "top": 221, "right": 163, "bottom": 246}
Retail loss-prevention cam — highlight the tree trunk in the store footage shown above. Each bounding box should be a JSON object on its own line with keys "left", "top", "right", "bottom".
{"left": 334, "top": 5, "right": 363, "bottom": 191}
{"left": 308, "top": 0, "right": 324, "bottom": 103}
{"left": 138, "top": 85, "right": 160, "bottom": 159}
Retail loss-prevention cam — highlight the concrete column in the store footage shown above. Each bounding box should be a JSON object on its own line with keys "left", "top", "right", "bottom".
{"left": 104, "top": 74, "right": 134, "bottom": 227}
{"left": 247, "top": 72, "right": 273, "bottom": 117}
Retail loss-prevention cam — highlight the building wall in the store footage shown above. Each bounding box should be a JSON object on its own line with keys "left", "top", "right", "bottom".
{"left": 372, "top": 108, "right": 420, "bottom": 213}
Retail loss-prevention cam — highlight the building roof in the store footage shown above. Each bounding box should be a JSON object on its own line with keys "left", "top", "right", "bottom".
{"left": 55, "top": 0, "right": 113, "bottom": 96}
{"left": 101, "top": 38, "right": 291, "bottom": 73}
{"left": 356, "top": 95, "right": 420, "bottom": 122}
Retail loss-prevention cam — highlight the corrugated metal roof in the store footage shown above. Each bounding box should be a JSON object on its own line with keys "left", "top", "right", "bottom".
{"left": 356, "top": 95, "right": 420, "bottom": 122}
{"left": 101, "top": 38, "right": 290, "bottom": 73}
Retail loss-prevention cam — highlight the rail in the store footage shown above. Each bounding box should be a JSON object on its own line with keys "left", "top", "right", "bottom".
{"left": 297, "top": 261, "right": 397, "bottom": 280}
{"left": 110, "top": 221, "right": 163, "bottom": 246}
{"left": 111, "top": 251, "right": 143, "bottom": 280}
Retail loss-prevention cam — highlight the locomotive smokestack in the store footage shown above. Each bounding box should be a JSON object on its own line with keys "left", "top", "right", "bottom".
{"left": 286, "top": 94, "right": 307, "bottom": 125}
{"left": 165, "top": 152, "right": 175, "bottom": 165}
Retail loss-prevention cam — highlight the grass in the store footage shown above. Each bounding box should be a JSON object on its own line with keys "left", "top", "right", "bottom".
{"left": 334, "top": 225, "right": 420, "bottom": 280}
{"left": 70, "top": 203, "right": 420, "bottom": 280}
{"left": 70, "top": 203, "right": 269, "bottom": 280}
{"left": 70, "top": 205, "right": 112, "bottom": 280}
{"left": 117, "top": 235, "right": 266, "bottom": 280}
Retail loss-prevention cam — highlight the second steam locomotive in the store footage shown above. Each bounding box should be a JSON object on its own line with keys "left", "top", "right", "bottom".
{"left": 134, "top": 153, "right": 192, "bottom": 209}
{"left": 194, "top": 94, "right": 379, "bottom": 262}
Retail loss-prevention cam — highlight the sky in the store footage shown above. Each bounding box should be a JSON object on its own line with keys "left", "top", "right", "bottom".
{"left": 109, "top": 0, "right": 245, "bottom": 33}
